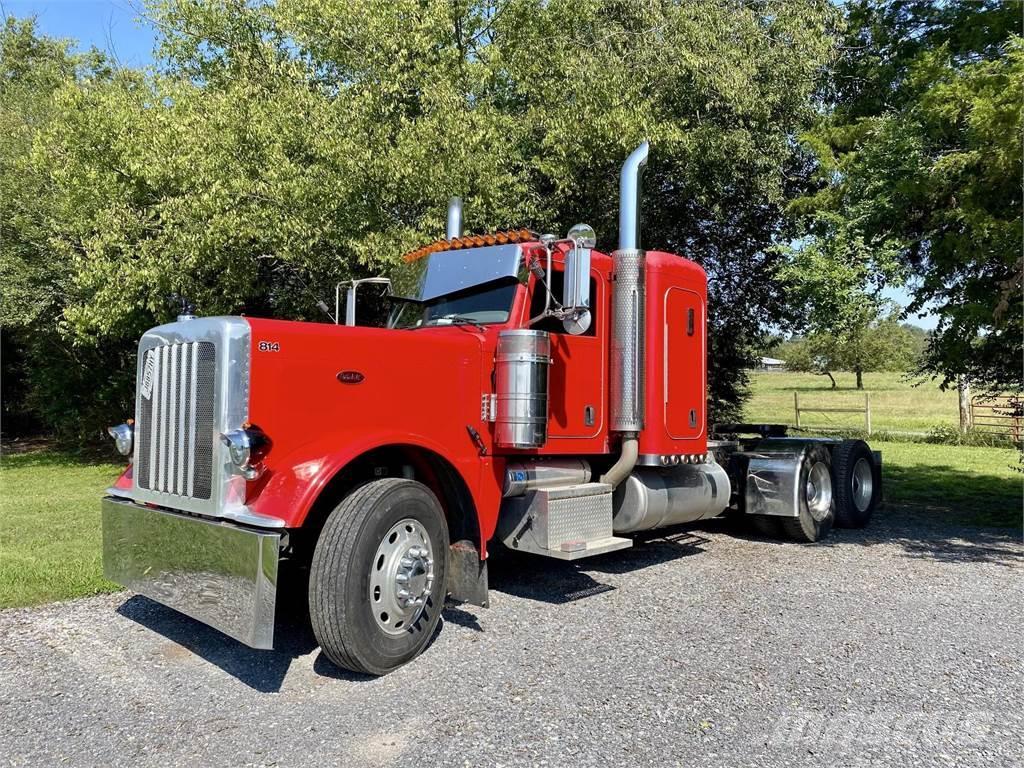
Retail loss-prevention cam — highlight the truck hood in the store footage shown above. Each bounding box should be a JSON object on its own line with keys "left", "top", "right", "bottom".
{"left": 245, "top": 317, "right": 489, "bottom": 475}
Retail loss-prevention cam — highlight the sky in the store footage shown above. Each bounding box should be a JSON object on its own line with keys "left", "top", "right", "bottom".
{"left": 4, "top": 1, "right": 938, "bottom": 330}
{"left": 2, "top": 0, "right": 156, "bottom": 68}
{"left": 883, "top": 286, "right": 937, "bottom": 330}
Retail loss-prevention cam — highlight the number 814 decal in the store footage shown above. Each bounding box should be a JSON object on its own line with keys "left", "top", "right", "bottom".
{"left": 258, "top": 341, "right": 281, "bottom": 352}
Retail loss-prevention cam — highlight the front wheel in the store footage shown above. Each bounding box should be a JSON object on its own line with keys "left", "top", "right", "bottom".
{"left": 309, "top": 478, "right": 449, "bottom": 675}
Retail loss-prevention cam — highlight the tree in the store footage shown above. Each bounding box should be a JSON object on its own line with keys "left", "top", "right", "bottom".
{"left": 4, "top": 0, "right": 839, "bottom": 441}
{"left": 780, "top": 313, "right": 919, "bottom": 390}
{"left": 844, "top": 313, "right": 923, "bottom": 388}
{"left": 795, "top": 0, "right": 1023, "bottom": 393}
{"left": 777, "top": 336, "right": 839, "bottom": 388}
{"left": 775, "top": 206, "right": 909, "bottom": 389}
{"left": 0, "top": 17, "right": 125, "bottom": 440}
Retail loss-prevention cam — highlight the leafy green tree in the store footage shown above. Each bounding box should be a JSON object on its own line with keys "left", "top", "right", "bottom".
{"left": 795, "top": 0, "right": 1022, "bottom": 393}
{"left": 9, "top": 0, "right": 837, "bottom": 441}
{"left": 780, "top": 314, "right": 922, "bottom": 389}
{"left": 0, "top": 17, "right": 127, "bottom": 440}
{"left": 0, "top": 17, "right": 79, "bottom": 341}
{"left": 845, "top": 314, "right": 923, "bottom": 387}
{"left": 775, "top": 209, "right": 907, "bottom": 388}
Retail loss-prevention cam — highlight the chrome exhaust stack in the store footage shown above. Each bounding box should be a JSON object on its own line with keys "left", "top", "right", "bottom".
{"left": 610, "top": 141, "right": 648, "bottom": 433}
{"left": 601, "top": 141, "right": 649, "bottom": 488}
{"left": 616, "top": 142, "right": 649, "bottom": 255}
{"left": 446, "top": 197, "right": 463, "bottom": 240}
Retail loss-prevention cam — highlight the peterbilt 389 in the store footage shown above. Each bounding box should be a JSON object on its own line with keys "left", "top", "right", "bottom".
{"left": 102, "top": 143, "right": 881, "bottom": 675}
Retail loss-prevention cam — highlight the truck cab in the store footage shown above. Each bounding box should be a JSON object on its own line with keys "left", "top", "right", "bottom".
{"left": 102, "top": 143, "right": 881, "bottom": 675}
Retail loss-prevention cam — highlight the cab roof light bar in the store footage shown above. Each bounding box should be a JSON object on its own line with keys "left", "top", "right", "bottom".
{"left": 402, "top": 228, "right": 538, "bottom": 263}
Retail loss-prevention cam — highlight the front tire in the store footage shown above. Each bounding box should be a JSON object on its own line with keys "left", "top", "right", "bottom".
{"left": 309, "top": 478, "right": 449, "bottom": 675}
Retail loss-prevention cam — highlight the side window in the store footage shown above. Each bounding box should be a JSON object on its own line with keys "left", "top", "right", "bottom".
{"left": 529, "top": 270, "right": 598, "bottom": 337}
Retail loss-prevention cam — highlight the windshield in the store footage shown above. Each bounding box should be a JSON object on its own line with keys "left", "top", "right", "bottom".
{"left": 389, "top": 281, "right": 518, "bottom": 329}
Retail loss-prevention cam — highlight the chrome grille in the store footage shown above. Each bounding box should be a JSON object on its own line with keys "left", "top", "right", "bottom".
{"left": 137, "top": 341, "right": 216, "bottom": 500}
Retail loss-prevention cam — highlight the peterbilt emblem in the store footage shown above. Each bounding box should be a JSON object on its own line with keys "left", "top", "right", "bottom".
{"left": 140, "top": 351, "right": 155, "bottom": 400}
{"left": 337, "top": 370, "right": 365, "bottom": 384}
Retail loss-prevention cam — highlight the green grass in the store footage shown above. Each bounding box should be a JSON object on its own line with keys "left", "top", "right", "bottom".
{"left": 745, "top": 370, "right": 959, "bottom": 434}
{"left": 0, "top": 451, "right": 122, "bottom": 608}
{"left": 873, "top": 441, "right": 1021, "bottom": 528}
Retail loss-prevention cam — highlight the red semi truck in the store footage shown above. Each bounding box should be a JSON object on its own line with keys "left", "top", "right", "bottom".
{"left": 102, "top": 143, "right": 881, "bottom": 675}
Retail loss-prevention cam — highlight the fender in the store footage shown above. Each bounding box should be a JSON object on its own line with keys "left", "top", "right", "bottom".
{"left": 246, "top": 428, "right": 504, "bottom": 553}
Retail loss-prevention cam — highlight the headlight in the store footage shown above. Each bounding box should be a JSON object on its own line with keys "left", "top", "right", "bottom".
{"left": 220, "top": 426, "right": 270, "bottom": 480}
{"left": 107, "top": 422, "right": 134, "bottom": 457}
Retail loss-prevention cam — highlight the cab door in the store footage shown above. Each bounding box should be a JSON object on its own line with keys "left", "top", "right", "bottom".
{"left": 664, "top": 286, "right": 706, "bottom": 440}
{"left": 527, "top": 268, "right": 605, "bottom": 442}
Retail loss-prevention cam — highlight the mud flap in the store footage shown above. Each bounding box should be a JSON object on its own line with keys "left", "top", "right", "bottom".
{"left": 446, "top": 539, "right": 489, "bottom": 608}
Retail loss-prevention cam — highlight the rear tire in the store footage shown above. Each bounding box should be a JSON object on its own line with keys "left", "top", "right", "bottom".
{"left": 748, "top": 514, "right": 784, "bottom": 538}
{"left": 780, "top": 445, "right": 835, "bottom": 543}
{"left": 309, "top": 478, "right": 449, "bottom": 676}
{"left": 830, "top": 439, "right": 880, "bottom": 528}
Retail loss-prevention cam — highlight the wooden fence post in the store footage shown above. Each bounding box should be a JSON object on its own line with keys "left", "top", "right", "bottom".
{"left": 865, "top": 392, "right": 871, "bottom": 436}
{"left": 794, "top": 392, "right": 801, "bottom": 429}
{"left": 958, "top": 377, "right": 972, "bottom": 432}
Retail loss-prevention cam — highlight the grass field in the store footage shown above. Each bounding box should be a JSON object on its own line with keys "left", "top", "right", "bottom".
{"left": 0, "top": 452, "right": 121, "bottom": 608}
{"left": 745, "top": 370, "right": 960, "bottom": 434}
{"left": 871, "top": 441, "right": 1020, "bottom": 528}
{"left": 744, "top": 370, "right": 1020, "bottom": 526}
{"left": 1, "top": 437, "right": 1019, "bottom": 608}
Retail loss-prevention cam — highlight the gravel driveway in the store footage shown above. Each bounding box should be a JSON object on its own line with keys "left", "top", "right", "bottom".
{"left": 2, "top": 506, "right": 1021, "bottom": 768}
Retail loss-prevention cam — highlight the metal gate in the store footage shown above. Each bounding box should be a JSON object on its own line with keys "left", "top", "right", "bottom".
{"left": 970, "top": 395, "right": 1023, "bottom": 443}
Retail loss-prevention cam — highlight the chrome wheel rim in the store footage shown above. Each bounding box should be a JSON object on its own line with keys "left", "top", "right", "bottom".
{"left": 852, "top": 457, "right": 874, "bottom": 512}
{"left": 805, "top": 461, "right": 833, "bottom": 522}
{"left": 369, "top": 518, "right": 435, "bottom": 635}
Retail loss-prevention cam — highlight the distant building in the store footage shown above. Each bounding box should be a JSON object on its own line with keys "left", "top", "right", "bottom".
{"left": 758, "top": 356, "right": 786, "bottom": 371}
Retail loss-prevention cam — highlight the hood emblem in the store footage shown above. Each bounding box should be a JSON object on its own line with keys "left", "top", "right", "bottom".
{"left": 337, "top": 370, "right": 365, "bottom": 384}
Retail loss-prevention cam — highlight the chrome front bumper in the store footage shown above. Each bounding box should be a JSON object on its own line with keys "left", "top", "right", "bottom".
{"left": 101, "top": 497, "right": 279, "bottom": 649}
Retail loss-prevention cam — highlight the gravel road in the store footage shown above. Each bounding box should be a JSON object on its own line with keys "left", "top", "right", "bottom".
{"left": 2, "top": 506, "right": 1021, "bottom": 768}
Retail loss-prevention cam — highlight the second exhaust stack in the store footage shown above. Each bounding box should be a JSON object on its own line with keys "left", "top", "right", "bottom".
{"left": 446, "top": 197, "right": 463, "bottom": 240}
{"left": 609, "top": 141, "right": 649, "bottom": 434}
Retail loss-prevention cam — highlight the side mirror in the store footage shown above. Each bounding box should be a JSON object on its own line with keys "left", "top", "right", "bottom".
{"left": 562, "top": 224, "right": 595, "bottom": 335}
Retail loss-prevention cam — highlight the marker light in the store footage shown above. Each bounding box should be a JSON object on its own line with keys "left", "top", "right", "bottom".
{"left": 107, "top": 422, "right": 134, "bottom": 457}
{"left": 402, "top": 229, "right": 536, "bottom": 262}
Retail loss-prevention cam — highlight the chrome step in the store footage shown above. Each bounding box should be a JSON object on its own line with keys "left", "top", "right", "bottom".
{"left": 497, "top": 482, "right": 632, "bottom": 560}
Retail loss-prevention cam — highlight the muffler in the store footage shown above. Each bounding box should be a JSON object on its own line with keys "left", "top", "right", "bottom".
{"left": 609, "top": 141, "right": 649, "bottom": 434}
{"left": 612, "top": 462, "right": 731, "bottom": 533}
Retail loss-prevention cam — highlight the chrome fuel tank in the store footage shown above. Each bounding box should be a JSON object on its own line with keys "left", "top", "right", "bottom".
{"left": 494, "top": 330, "right": 551, "bottom": 449}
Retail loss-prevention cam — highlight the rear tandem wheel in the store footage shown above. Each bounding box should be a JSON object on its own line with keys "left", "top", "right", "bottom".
{"left": 829, "top": 439, "right": 881, "bottom": 529}
{"left": 779, "top": 445, "right": 836, "bottom": 543}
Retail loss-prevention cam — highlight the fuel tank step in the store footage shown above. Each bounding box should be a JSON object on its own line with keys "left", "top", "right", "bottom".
{"left": 496, "top": 482, "right": 632, "bottom": 561}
